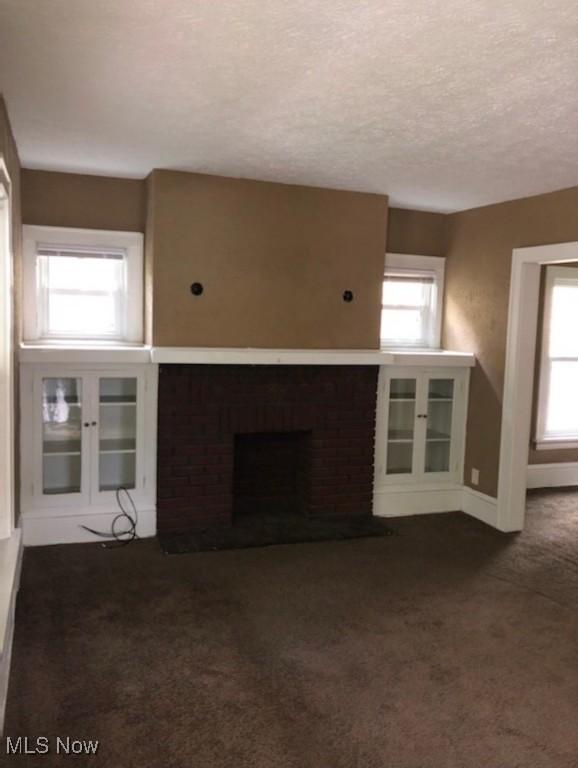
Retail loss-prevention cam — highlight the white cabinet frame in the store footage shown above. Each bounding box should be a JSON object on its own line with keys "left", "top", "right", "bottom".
{"left": 374, "top": 366, "right": 469, "bottom": 492}
{"left": 20, "top": 363, "right": 157, "bottom": 523}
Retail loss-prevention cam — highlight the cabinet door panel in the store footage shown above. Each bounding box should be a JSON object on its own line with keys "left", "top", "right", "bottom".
{"left": 35, "top": 374, "right": 90, "bottom": 507}
{"left": 93, "top": 373, "right": 144, "bottom": 501}
{"left": 385, "top": 377, "right": 418, "bottom": 477}
{"left": 424, "top": 377, "right": 455, "bottom": 477}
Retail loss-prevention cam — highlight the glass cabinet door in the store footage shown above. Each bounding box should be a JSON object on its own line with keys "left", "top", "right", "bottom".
{"left": 386, "top": 378, "right": 417, "bottom": 475}
{"left": 42, "top": 377, "right": 83, "bottom": 495}
{"left": 425, "top": 378, "right": 454, "bottom": 473}
{"left": 98, "top": 377, "right": 137, "bottom": 492}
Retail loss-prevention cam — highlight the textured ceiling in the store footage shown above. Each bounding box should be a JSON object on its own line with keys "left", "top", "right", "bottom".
{"left": 1, "top": 0, "right": 577, "bottom": 211}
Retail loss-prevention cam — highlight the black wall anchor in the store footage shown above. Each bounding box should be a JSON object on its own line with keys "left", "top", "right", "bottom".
{"left": 190, "top": 282, "right": 204, "bottom": 296}
{"left": 343, "top": 290, "right": 354, "bottom": 302}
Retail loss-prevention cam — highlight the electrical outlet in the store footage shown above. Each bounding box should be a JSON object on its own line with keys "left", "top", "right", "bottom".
{"left": 471, "top": 468, "right": 480, "bottom": 486}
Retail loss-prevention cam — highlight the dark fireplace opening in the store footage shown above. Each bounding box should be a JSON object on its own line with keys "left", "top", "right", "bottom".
{"left": 233, "top": 431, "right": 311, "bottom": 519}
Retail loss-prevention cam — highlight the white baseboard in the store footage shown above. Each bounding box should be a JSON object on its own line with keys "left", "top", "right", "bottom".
{"left": 374, "top": 484, "right": 501, "bottom": 530}
{"left": 0, "top": 530, "right": 23, "bottom": 734}
{"left": 373, "top": 485, "right": 464, "bottom": 517}
{"left": 21, "top": 509, "right": 156, "bottom": 546}
{"left": 527, "top": 462, "right": 578, "bottom": 489}
{"left": 462, "top": 486, "right": 499, "bottom": 527}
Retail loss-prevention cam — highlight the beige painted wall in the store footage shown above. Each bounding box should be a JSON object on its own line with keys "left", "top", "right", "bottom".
{"left": 443, "top": 186, "right": 578, "bottom": 497}
{"left": 147, "top": 170, "right": 389, "bottom": 348}
{"left": 387, "top": 208, "right": 447, "bottom": 256}
{"left": 21, "top": 169, "right": 146, "bottom": 232}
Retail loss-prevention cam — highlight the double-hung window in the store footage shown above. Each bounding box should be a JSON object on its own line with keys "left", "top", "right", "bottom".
{"left": 536, "top": 266, "right": 578, "bottom": 448}
{"left": 380, "top": 254, "right": 444, "bottom": 349}
{"left": 23, "top": 226, "right": 143, "bottom": 344}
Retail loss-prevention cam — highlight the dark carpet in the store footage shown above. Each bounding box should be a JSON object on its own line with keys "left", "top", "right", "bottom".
{"left": 158, "top": 513, "right": 394, "bottom": 554}
{"left": 5, "top": 489, "right": 578, "bottom": 767}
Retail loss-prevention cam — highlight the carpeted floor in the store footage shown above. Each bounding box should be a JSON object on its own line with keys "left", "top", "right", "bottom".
{"left": 5, "top": 489, "right": 578, "bottom": 767}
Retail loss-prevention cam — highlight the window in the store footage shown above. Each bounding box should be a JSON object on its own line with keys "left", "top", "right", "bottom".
{"left": 23, "top": 226, "right": 143, "bottom": 344}
{"left": 536, "top": 266, "right": 578, "bottom": 448}
{"left": 380, "top": 254, "right": 444, "bottom": 348}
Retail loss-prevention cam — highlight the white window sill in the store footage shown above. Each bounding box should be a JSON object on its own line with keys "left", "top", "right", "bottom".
{"left": 384, "top": 349, "right": 475, "bottom": 367}
{"left": 19, "top": 344, "right": 152, "bottom": 364}
{"left": 534, "top": 439, "right": 578, "bottom": 451}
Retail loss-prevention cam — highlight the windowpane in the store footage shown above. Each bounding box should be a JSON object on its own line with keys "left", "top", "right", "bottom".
{"left": 39, "top": 253, "right": 125, "bottom": 339}
{"left": 43, "top": 255, "right": 123, "bottom": 292}
{"left": 381, "top": 308, "right": 424, "bottom": 344}
{"left": 47, "top": 293, "right": 120, "bottom": 337}
{"left": 545, "top": 360, "right": 578, "bottom": 437}
{"left": 99, "top": 377, "right": 137, "bottom": 491}
{"left": 42, "top": 378, "right": 82, "bottom": 495}
{"left": 381, "top": 267, "right": 438, "bottom": 347}
{"left": 549, "top": 283, "right": 578, "bottom": 357}
{"left": 382, "top": 279, "right": 430, "bottom": 306}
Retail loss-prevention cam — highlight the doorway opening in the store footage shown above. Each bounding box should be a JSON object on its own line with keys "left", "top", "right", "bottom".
{"left": 498, "top": 241, "right": 578, "bottom": 531}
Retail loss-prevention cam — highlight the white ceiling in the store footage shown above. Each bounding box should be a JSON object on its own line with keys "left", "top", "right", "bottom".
{"left": 1, "top": 0, "right": 577, "bottom": 212}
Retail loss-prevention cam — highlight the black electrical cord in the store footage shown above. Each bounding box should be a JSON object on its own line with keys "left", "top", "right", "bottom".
{"left": 80, "top": 487, "right": 139, "bottom": 548}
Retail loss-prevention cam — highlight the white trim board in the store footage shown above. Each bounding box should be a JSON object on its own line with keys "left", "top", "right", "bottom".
{"left": 21, "top": 508, "right": 156, "bottom": 546}
{"left": 0, "top": 529, "right": 23, "bottom": 734}
{"left": 0, "top": 160, "right": 15, "bottom": 540}
{"left": 373, "top": 484, "right": 499, "bottom": 528}
{"left": 498, "top": 241, "right": 578, "bottom": 531}
{"left": 462, "top": 487, "right": 499, "bottom": 528}
{"left": 19, "top": 345, "right": 152, "bottom": 364}
{"left": 18, "top": 345, "right": 475, "bottom": 368}
{"left": 373, "top": 485, "right": 463, "bottom": 517}
{"left": 151, "top": 347, "right": 474, "bottom": 366}
{"left": 527, "top": 462, "right": 578, "bottom": 489}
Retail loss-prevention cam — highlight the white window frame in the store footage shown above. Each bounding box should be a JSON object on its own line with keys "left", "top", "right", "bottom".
{"left": 381, "top": 254, "right": 445, "bottom": 350}
{"left": 535, "top": 265, "right": 578, "bottom": 449}
{"left": 22, "top": 226, "right": 143, "bottom": 345}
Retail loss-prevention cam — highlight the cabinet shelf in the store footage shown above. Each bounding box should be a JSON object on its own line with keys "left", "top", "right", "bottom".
{"left": 426, "top": 429, "right": 451, "bottom": 440}
{"left": 99, "top": 400, "right": 137, "bottom": 406}
{"left": 388, "top": 428, "right": 414, "bottom": 441}
{"left": 99, "top": 438, "right": 136, "bottom": 454}
{"left": 43, "top": 451, "right": 81, "bottom": 457}
{"left": 43, "top": 486, "right": 81, "bottom": 495}
{"left": 43, "top": 440, "right": 81, "bottom": 456}
{"left": 99, "top": 483, "right": 136, "bottom": 492}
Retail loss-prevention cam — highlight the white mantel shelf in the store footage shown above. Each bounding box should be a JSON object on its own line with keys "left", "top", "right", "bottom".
{"left": 18, "top": 345, "right": 475, "bottom": 367}
{"left": 150, "top": 347, "right": 475, "bottom": 367}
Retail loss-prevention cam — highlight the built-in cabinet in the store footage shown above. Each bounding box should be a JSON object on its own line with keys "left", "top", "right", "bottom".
{"left": 374, "top": 366, "right": 470, "bottom": 516}
{"left": 20, "top": 363, "right": 158, "bottom": 545}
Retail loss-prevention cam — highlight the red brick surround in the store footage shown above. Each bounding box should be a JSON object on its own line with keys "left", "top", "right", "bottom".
{"left": 157, "top": 365, "right": 378, "bottom": 532}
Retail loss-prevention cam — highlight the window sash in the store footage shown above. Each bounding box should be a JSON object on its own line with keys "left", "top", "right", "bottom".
{"left": 380, "top": 268, "right": 437, "bottom": 347}
{"left": 536, "top": 267, "right": 578, "bottom": 445}
{"left": 36, "top": 249, "right": 127, "bottom": 341}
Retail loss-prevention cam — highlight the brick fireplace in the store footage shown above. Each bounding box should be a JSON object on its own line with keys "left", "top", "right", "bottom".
{"left": 157, "top": 365, "right": 378, "bottom": 533}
